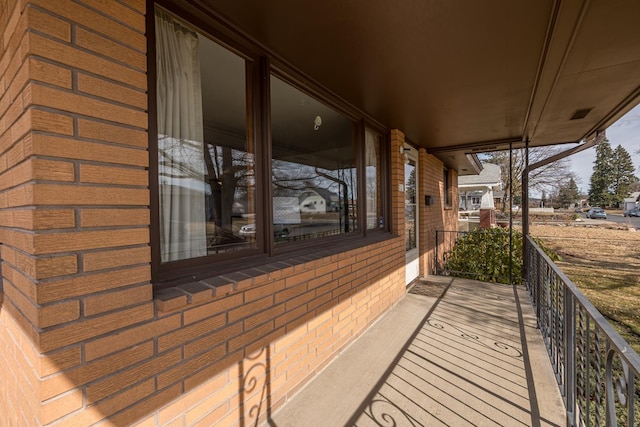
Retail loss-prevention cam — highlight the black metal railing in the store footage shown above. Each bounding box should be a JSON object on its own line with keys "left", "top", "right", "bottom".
{"left": 525, "top": 236, "right": 639, "bottom": 427}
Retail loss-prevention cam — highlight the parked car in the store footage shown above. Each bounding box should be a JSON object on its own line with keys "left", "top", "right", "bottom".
{"left": 586, "top": 207, "right": 607, "bottom": 219}
{"left": 239, "top": 223, "right": 256, "bottom": 236}
{"left": 239, "top": 223, "right": 290, "bottom": 237}
{"left": 623, "top": 207, "right": 640, "bottom": 217}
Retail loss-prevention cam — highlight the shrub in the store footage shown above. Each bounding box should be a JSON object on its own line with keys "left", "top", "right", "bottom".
{"left": 443, "top": 228, "right": 559, "bottom": 284}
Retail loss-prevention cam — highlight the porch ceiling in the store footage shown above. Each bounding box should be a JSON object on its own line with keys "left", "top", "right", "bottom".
{"left": 197, "top": 0, "right": 640, "bottom": 172}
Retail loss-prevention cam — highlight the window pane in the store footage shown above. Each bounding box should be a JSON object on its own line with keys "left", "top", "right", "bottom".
{"left": 365, "top": 128, "right": 383, "bottom": 229}
{"left": 405, "top": 160, "right": 417, "bottom": 251}
{"left": 443, "top": 169, "right": 451, "bottom": 207}
{"left": 270, "top": 75, "right": 357, "bottom": 244}
{"left": 156, "top": 9, "right": 256, "bottom": 262}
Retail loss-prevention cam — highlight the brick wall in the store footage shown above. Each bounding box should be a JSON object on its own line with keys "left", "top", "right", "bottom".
{"left": 0, "top": 1, "right": 452, "bottom": 425}
{"left": 418, "top": 149, "right": 459, "bottom": 276}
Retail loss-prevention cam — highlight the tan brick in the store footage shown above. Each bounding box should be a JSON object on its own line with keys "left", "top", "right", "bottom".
{"left": 83, "top": 284, "right": 152, "bottom": 317}
{"left": 119, "top": 0, "right": 146, "bottom": 14}
{"left": 1, "top": 263, "right": 38, "bottom": 302}
{"left": 80, "top": 0, "right": 146, "bottom": 32}
{"left": 2, "top": 280, "right": 39, "bottom": 327}
{"left": 157, "top": 371, "right": 227, "bottom": 426}
{"left": 228, "top": 296, "right": 273, "bottom": 323}
{"left": 183, "top": 322, "right": 243, "bottom": 359}
{"left": 32, "top": 209, "right": 75, "bottom": 229}
{"left": 191, "top": 402, "right": 228, "bottom": 427}
{"left": 78, "top": 72, "right": 146, "bottom": 110}
{"left": 76, "top": 28, "right": 146, "bottom": 71}
{"left": 32, "top": 134, "right": 148, "bottom": 166}
{"left": 26, "top": 5, "right": 71, "bottom": 42}
{"left": 158, "top": 313, "right": 226, "bottom": 352}
{"left": 79, "top": 164, "right": 147, "bottom": 186}
{"left": 80, "top": 208, "right": 150, "bottom": 228}
{"left": 41, "top": 342, "right": 154, "bottom": 402}
{"left": 243, "top": 304, "right": 285, "bottom": 331}
{"left": 38, "top": 346, "right": 82, "bottom": 377}
{"left": 38, "top": 302, "right": 154, "bottom": 352}
{"left": 28, "top": 58, "right": 72, "bottom": 89}
{"left": 157, "top": 344, "right": 226, "bottom": 390}
{"left": 32, "top": 182, "right": 150, "bottom": 206}
{"left": 29, "top": 0, "right": 146, "bottom": 51}
{"left": 77, "top": 118, "right": 148, "bottom": 148}
{"left": 32, "top": 158, "right": 75, "bottom": 182}
{"left": 33, "top": 228, "right": 149, "bottom": 255}
{"left": 183, "top": 292, "right": 243, "bottom": 325}
{"left": 28, "top": 83, "right": 147, "bottom": 129}
{"left": 31, "top": 109, "right": 74, "bottom": 136}
{"left": 82, "top": 246, "right": 150, "bottom": 272}
{"left": 104, "top": 384, "right": 182, "bottom": 426}
{"left": 34, "top": 254, "right": 78, "bottom": 279}
{"left": 85, "top": 314, "right": 181, "bottom": 361}
{"left": 57, "top": 379, "right": 155, "bottom": 426}
{"left": 244, "top": 280, "right": 284, "bottom": 302}
{"left": 228, "top": 321, "right": 274, "bottom": 353}
{"left": 38, "top": 265, "right": 150, "bottom": 304}
{"left": 26, "top": 32, "right": 147, "bottom": 90}
{"left": 39, "top": 300, "right": 80, "bottom": 328}
{"left": 39, "top": 389, "right": 83, "bottom": 425}
{"left": 87, "top": 348, "right": 181, "bottom": 402}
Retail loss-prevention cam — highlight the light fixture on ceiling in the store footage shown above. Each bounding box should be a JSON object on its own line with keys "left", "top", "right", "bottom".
{"left": 314, "top": 115, "right": 322, "bottom": 130}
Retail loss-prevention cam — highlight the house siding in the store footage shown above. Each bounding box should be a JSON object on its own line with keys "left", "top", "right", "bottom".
{"left": 0, "top": 2, "right": 458, "bottom": 425}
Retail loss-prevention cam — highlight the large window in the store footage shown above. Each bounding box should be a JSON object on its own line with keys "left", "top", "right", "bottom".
{"left": 153, "top": 7, "right": 387, "bottom": 275}
{"left": 156, "top": 8, "right": 255, "bottom": 262}
{"left": 270, "top": 75, "right": 357, "bottom": 243}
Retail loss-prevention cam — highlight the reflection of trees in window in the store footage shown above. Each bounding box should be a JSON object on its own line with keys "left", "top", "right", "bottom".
{"left": 203, "top": 141, "right": 254, "bottom": 230}
{"left": 272, "top": 160, "right": 357, "bottom": 234}
{"left": 406, "top": 168, "right": 416, "bottom": 203}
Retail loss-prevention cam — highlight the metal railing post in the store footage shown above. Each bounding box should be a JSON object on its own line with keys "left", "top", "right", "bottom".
{"left": 564, "top": 287, "right": 576, "bottom": 426}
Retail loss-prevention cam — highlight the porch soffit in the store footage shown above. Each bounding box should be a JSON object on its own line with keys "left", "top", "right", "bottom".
{"left": 195, "top": 0, "right": 640, "bottom": 171}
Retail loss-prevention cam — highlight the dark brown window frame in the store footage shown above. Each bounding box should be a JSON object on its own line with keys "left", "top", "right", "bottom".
{"left": 443, "top": 168, "right": 452, "bottom": 208}
{"left": 148, "top": 1, "right": 391, "bottom": 288}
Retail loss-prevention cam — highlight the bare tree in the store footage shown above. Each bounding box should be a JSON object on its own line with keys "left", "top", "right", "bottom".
{"left": 483, "top": 146, "right": 578, "bottom": 208}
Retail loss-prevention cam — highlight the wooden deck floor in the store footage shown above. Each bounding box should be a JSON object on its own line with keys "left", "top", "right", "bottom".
{"left": 264, "top": 277, "right": 566, "bottom": 427}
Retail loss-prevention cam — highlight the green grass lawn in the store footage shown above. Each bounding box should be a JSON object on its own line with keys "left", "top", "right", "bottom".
{"left": 532, "top": 225, "right": 640, "bottom": 354}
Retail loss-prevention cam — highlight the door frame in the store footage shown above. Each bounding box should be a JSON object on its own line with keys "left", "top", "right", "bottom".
{"left": 404, "top": 145, "right": 419, "bottom": 286}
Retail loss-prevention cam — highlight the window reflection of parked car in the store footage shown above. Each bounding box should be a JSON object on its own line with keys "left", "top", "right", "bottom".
{"left": 239, "top": 223, "right": 256, "bottom": 236}
{"left": 586, "top": 207, "right": 607, "bottom": 219}
{"left": 623, "top": 207, "right": 640, "bottom": 217}
{"left": 239, "top": 223, "right": 290, "bottom": 238}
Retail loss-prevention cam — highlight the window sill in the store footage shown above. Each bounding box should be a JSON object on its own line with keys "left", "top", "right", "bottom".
{"left": 154, "top": 232, "right": 394, "bottom": 314}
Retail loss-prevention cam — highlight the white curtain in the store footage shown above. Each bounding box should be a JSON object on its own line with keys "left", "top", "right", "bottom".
{"left": 156, "top": 9, "right": 207, "bottom": 262}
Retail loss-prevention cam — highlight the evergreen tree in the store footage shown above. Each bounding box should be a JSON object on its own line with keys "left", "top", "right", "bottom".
{"left": 557, "top": 178, "right": 580, "bottom": 208}
{"left": 588, "top": 140, "right": 614, "bottom": 207}
{"left": 612, "top": 145, "right": 638, "bottom": 207}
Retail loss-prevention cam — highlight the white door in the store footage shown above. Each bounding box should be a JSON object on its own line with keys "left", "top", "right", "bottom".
{"left": 404, "top": 146, "right": 419, "bottom": 285}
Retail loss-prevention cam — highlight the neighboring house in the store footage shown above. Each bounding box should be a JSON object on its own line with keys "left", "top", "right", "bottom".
{"left": 458, "top": 163, "right": 502, "bottom": 210}
{"left": 0, "top": 2, "right": 639, "bottom": 426}
{"left": 623, "top": 192, "right": 640, "bottom": 211}
{"left": 299, "top": 188, "right": 339, "bottom": 213}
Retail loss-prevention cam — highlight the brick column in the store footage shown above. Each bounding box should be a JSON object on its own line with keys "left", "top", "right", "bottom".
{"left": 390, "top": 129, "right": 405, "bottom": 237}
{"left": 0, "top": 1, "right": 151, "bottom": 424}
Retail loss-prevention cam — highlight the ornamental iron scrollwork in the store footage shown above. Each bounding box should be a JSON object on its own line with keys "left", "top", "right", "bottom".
{"left": 427, "top": 319, "right": 523, "bottom": 358}
{"left": 240, "top": 347, "right": 270, "bottom": 427}
{"left": 363, "top": 397, "right": 419, "bottom": 427}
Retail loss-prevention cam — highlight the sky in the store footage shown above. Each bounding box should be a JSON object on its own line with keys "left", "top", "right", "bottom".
{"left": 568, "top": 103, "right": 640, "bottom": 194}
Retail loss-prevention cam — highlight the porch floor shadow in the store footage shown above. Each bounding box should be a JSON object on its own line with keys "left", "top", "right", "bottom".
{"left": 264, "top": 276, "right": 566, "bottom": 427}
